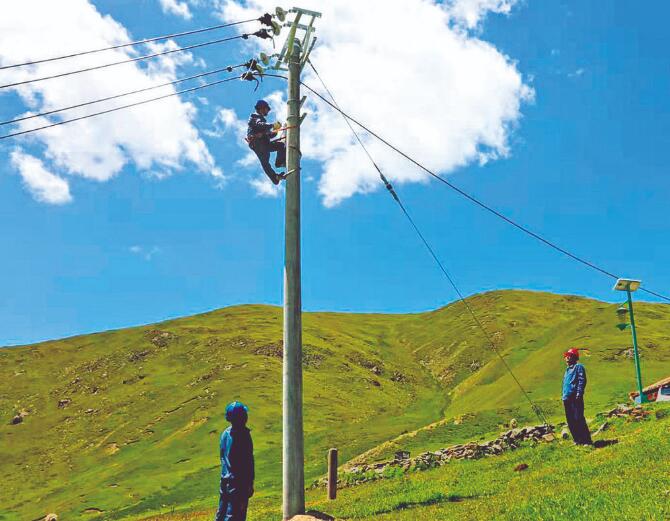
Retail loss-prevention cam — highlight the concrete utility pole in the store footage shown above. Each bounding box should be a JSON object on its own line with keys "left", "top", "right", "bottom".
{"left": 283, "top": 34, "right": 305, "bottom": 520}
{"left": 265, "top": 8, "right": 319, "bottom": 519}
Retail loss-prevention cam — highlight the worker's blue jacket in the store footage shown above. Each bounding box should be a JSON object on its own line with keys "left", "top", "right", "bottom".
{"left": 247, "top": 113, "right": 275, "bottom": 142}
{"left": 562, "top": 362, "right": 587, "bottom": 400}
{"left": 220, "top": 425, "right": 254, "bottom": 493}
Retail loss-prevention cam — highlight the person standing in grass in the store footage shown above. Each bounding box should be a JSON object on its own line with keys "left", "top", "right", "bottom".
{"left": 562, "top": 348, "right": 593, "bottom": 446}
{"left": 216, "top": 401, "right": 255, "bottom": 521}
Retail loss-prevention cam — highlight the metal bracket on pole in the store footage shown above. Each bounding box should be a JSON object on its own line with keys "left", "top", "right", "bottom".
{"left": 299, "top": 112, "right": 308, "bottom": 125}
{"left": 300, "top": 36, "right": 317, "bottom": 71}
{"left": 289, "top": 6, "right": 321, "bottom": 18}
{"left": 272, "top": 8, "right": 321, "bottom": 71}
{"left": 299, "top": 95, "right": 307, "bottom": 109}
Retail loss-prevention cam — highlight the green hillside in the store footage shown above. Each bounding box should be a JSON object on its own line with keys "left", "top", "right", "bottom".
{"left": 1, "top": 290, "right": 669, "bottom": 520}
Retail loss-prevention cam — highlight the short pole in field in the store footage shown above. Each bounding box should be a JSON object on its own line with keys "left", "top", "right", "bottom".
{"left": 327, "top": 448, "right": 338, "bottom": 500}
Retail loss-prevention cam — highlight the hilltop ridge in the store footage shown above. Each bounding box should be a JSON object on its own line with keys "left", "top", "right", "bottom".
{"left": 1, "top": 289, "right": 669, "bottom": 520}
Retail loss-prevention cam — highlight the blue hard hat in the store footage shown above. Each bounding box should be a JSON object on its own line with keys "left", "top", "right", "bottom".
{"left": 254, "top": 99, "right": 271, "bottom": 111}
{"left": 225, "top": 401, "right": 249, "bottom": 423}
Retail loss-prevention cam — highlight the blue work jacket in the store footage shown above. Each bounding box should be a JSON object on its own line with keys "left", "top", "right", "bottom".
{"left": 220, "top": 425, "right": 255, "bottom": 491}
{"left": 562, "top": 362, "right": 587, "bottom": 400}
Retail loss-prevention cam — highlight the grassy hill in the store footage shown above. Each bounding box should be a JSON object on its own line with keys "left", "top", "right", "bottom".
{"left": 1, "top": 290, "right": 669, "bottom": 520}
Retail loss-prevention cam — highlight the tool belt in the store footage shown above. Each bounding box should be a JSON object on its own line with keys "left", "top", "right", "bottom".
{"left": 245, "top": 132, "right": 266, "bottom": 146}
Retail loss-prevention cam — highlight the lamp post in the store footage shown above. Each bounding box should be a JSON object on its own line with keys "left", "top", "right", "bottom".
{"left": 613, "top": 278, "right": 646, "bottom": 403}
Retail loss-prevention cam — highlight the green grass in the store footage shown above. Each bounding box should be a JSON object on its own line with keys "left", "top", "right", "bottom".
{"left": 1, "top": 290, "right": 669, "bottom": 520}
{"left": 292, "top": 404, "right": 670, "bottom": 521}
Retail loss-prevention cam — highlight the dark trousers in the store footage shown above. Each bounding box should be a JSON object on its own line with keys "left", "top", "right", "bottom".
{"left": 563, "top": 396, "right": 592, "bottom": 445}
{"left": 215, "top": 479, "right": 249, "bottom": 521}
{"left": 249, "top": 139, "right": 286, "bottom": 181}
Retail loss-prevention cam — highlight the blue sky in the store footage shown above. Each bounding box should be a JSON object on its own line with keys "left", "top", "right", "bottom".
{"left": 1, "top": 0, "right": 669, "bottom": 346}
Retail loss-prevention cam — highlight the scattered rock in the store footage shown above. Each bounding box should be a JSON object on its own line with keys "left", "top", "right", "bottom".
{"left": 514, "top": 463, "right": 529, "bottom": 472}
{"left": 145, "top": 329, "right": 175, "bottom": 348}
{"left": 560, "top": 428, "right": 570, "bottom": 440}
{"left": 606, "top": 404, "right": 650, "bottom": 421}
{"left": 58, "top": 398, "right": 71, "bottom": 409}
{"left": 128, "top": 350, "right": 150, "bottom": 362}
{"left": 391, "top": 371, "right": 408, "bottom": 383}
{"left": 10, "top": 409, "right": 29, "bottom": 425}
{"left": 105, "top": 443, "right": 120, "bottom": 455}
{"left": 85, "top": 408, "right": 95, "bottom": 414}
{"left": 82, "top": 507, "right": 104, "bottom": 514}
{"left": 290, "top": 512, "right": 334, "bottom": 521}
{"left": 254, "top": 343, "right": 283, "bottom": 358}
{"left": 509, "top": 418, "right": 518, "bottom": 429}
{"left": 323, "top": 423, "right": 555, "bottom": 488}
{"left": 44, "top": 514, "right": 58, "bottom": 521}
{"left": 394, "top": 451, "right": 410, "bottom": 462}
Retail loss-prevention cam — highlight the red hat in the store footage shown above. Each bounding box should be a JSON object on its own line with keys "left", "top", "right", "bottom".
{"left": 563, "top": 348, "right": 580, "bottom": 359}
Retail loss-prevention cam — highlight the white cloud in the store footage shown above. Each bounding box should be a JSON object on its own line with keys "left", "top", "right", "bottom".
{"left": 129, "top": 245, "right": 161, "bottom": 260}
{"left": 10, "top": 149, "right": 72, "bottom": 204}
{"left": 216, "top": 0, "right": 532, "bottom": 207}
{"left": 444, "top": 0, "right": 520, "bottom": 30}
{"left": 158, "top": 0, "right": 193, "bottom": 19}
{"left": 249, "top": 175, "right": 283, "bottom": 198}
{"left": 0, "top": 0, "right": 219, "bottom": 202}
{"left": 215, "top": 107, "right": 245, "bottom": 134}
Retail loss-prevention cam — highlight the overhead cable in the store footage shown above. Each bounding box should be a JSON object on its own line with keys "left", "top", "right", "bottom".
{"left": 0, "top": 62, "right": 249, "bottom": 127}
{"left": 0, "top": 74, "right": 244, "bottom": 140}
{"left": 265, "top": 72, "right": 670, "bottom": 304}
{"left": 0, "top": 30, "right": 271, "bottom": 90}
{"left": 0, "top": 17, "right": 260, "bottom": 70}
{"left": 306, "top": 60, "right": 550, "bottom": 427}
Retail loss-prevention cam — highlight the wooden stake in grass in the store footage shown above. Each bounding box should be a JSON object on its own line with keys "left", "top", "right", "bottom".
{"left": 328, "top": 448, "right": 338, "bottom": 500}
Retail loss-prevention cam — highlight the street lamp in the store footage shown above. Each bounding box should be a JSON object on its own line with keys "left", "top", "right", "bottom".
{"left": 613, "top": 278, "right": 646, "bottom": 403}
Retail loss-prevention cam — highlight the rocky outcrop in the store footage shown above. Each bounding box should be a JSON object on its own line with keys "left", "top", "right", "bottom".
{"left": 605, "top": 404, "right": 650, "bottom": 420}
{"left": 314, "top": 424, "right": 555, "bottom": 488}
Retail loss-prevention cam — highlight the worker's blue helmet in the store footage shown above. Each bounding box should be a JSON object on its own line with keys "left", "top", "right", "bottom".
{"left": 254, "top": 99, "right": 271, "bottom": 112}
{"left": 225, "top": 401, "right": 249, "bottom": 423}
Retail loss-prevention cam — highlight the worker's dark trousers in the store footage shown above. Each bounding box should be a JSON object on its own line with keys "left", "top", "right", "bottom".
{"left": 249, "top": 139, "right": 286, "bottom": 181}
{"left": 563, "top": 396, "right": 593, "bottom": 445}
{"left": 215, "top": 479, "right": 249, "bottom": 521}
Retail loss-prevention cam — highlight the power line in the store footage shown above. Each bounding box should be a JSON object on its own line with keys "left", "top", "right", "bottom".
{"left": 265, "top": 72, "right": 670, "bottom": 304}
{"left": 0, "top": 30, "right": 269, "bottom": 90}
{"left": 0, "top": 74, "right": 244, "bottom": 141}
{"left": 0, "top": 18, "right": 260, "bottom": 71}
{"left": 0, "top": 62, "right": 248, "bottom": 127}
{"left": 306, "top": 61, "right": 549, "bottom": 426}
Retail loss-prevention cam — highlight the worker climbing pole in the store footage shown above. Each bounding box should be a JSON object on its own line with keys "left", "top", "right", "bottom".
{"left": 245, "top": 7, "right": 321, "bottom": 520}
